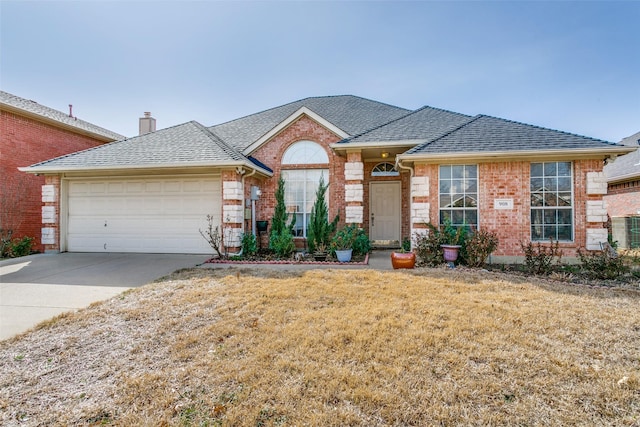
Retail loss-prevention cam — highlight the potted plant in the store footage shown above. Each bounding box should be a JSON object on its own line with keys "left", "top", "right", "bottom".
{"left": 391, "top": 237, "right": 416, "bottom": 269}
{"left": 331, "top": 224, "right": 357, "bottom": 262}
{"left": 313, "top": 242, "right": 328, "bottom": 262}
{"left": 439, "top": 218, "right": 467, "bottom": 267}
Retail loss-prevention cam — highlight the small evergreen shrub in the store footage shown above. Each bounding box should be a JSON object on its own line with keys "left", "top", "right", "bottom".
{"left": 241, "top": 232, "right": 258, "bottom": 257}
{"left": 461, "top": 229, "right": 499, "bottom": 268}
{"left": 270, "top": 229, "right": 295, "bottom": 259}
{"left": 520, "top": 239, "right": 563, "bottom": 275}
{"left": 577, "top": 248, "right": 629, "bottom": 280}
{"left": 306, "top": 175, "right": 338, "bottom": 253}
{"left": 269, "top": 176, "right": 296, "bottom": 257}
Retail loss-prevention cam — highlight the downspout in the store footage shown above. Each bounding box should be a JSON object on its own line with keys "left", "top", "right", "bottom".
{"left": 396, "top": 158, "right": 415, "bottom": 248}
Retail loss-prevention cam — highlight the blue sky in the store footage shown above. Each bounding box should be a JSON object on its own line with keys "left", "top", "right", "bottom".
{"left": 1, "top": 1, "right": 638, "bottom": 142}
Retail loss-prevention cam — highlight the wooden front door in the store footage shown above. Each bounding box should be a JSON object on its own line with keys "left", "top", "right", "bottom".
{"left": 369, "top": 181, "right": 401, "bottom": 244}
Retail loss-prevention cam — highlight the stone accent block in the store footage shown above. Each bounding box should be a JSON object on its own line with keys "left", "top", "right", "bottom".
{"left": 345, "top": 184, "right": 363, "bottom": 202}
{"left": 42, "top": 206, "right": 56, "bottom": 224}
{"left": 42, "top": 185, "right": 56, "bottom": 202}
{"left": 345, "top": 206, "right": 363, "bottom": 224}
{"left": 411, "top": 202, "right": 430, "bottom": 224}
{"left": 586, "top": 228, "right": 608, "bottom": 251}
{"left": 223, "top": 204, "right": 244, "bottom": 224}
{"left": 224, "top": 228, "right": 243, "bottom": 247}
{"left": 586, "top": 172, "right": 607, "bottom": 195}
{"left": 586, "top": 200, "right": 607, "bottom": 223}
{"left": 223, "top": 181, "right": 243, "bottom": 200}
{"left": 411, "top": 176, "right": 429, "bottom": 197}
{"left": 344, "top": 162, "right": 364, "bottom": 181}
{"left": 41, "top": 227, "right": 56, "bottom": 245}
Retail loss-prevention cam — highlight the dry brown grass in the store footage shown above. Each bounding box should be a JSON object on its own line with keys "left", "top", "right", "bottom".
{"left": 1, "top": 267, "right": 639, "bottom": 426}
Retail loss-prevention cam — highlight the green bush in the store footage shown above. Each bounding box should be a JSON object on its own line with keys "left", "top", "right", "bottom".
{"left": 461, "top": 229, "right": 499, "bottom": 268}
{"left": 241, "top": 232, "right": 258, "bottom": 257}
{"left": 577, "top": 247, "right": 629, "bottom": 280}
{"left": 520, "top": 239, "right": 563, "bottom": 275}
{"left": 306, "top": 175, "right": 338, "bottom": 253}
{"left": 9, "top": 236, "right": 34, "bottom": 258}
{"left": 0, "top": 229, "right": 13, "bottom": 258}
{"left": 352, "top": 229, "right": 371, "bottom": 256}
{"left": 270, "top": 229, "right": 295, "bottom": 259}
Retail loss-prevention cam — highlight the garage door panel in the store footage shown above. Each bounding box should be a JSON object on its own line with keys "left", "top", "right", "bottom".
{"left": 67, "top": 176, "right": 221, "bottom": 254}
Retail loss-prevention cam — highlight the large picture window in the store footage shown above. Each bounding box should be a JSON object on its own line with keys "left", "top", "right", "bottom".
{"left": 281, "top": 140, "right": 330, "bottom": 237}
{"left": 281, "top": 169, "right": 328, "bottom": 237}
{"left": 530, "top": 161, "right": 573, "bottom": 241}
{"left": 439, "top": 165, "right": 478, "bottom": 228}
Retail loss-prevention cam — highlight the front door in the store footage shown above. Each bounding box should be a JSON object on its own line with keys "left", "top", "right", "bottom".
{"left": 370, "top": 181, "right": 401, "bottom": 245}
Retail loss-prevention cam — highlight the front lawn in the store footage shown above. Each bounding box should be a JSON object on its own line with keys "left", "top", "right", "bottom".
{"left": 1, "top": 268, "right": 638, "bottom": 426}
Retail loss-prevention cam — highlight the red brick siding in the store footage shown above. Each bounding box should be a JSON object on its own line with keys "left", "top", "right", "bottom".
{"left": 413, "top": 159, "right": 605, "bottom": 258}
{"left": 250, "top": 115, "right": 345, "bottom": 247}
{"left": 0, "top": 111, "right": 109, "bottom": 252}
{"left": 605, "top": 179, "right": 640, "bottom": 217}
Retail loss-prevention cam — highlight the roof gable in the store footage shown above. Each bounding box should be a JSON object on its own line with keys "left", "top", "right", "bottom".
{"left": 208, "top": 95, "right": 410, "bottom": 151}
{"left": 0, "top": 90, "right": 124, "bottom": 141}
{"left": 604, "top": 131, "right": 640, "bottom": 182}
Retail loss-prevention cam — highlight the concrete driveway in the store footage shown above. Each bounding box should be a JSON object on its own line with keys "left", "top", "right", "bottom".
{"left": 0, "top": 253, "right": 209, "bottom": 341}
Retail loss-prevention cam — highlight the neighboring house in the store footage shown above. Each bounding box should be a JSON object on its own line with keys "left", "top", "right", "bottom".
{"left": 1, "top": 91, "right": 124, "bottom": 253}
{"left": 20, "top": 95, "right": 634, "bottom": 261}
{"left": 604, "top": 131, "right": 640, "bottom": 248}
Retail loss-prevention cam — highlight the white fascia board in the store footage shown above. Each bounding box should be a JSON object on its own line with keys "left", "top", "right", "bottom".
{"left": 331, "top": 139, "right": 426, "bottom": 151}
{"left": 607, "top": 171, "right": 640, "bottom": 184}
{"left": 19, "top": 160, "right": 273, "bottom": 177}
{"left": 242, "top": 106, "right": 349, "bottom": 156}
{"left": 397, "top": 147, "right": 637, "bottom": 163}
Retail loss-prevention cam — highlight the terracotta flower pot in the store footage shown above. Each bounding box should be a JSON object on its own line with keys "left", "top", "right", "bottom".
{"left": 391, "top": 251, "right": 416, "bottom": 269}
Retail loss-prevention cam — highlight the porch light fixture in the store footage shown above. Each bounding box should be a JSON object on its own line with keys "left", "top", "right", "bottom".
{"left": 381, "top": 151, "right": 390, "bottom": 159}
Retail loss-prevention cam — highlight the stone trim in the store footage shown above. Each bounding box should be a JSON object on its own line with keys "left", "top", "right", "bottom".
{"left": 345, "top": 184, "right": 363, "bottom": 202}
{"left": 586, "top": 228, "right": 608, "bottom": 250}
{"left": 345, "top": 205, "right": 363, "bottom": 224}
{"left": 586, "top": 172, "right": 607, "bottom": 195}
{"left": 223, "top": 181, "right": 243, "bottom": 200}
{"left": 345, "top": 161, "right": 364, "bottom": 181}
{"left": 586, "top": 200, "right": 607, "bottom": 223}
{"left": 411, "top": 176, "right": 429, "bottom": 198}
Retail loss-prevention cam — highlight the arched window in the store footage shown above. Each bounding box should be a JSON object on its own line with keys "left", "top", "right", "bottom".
{"left": 282, "top": 140, "right": 329, "bottom": 164}
{"left": 372, "top": 162, "right": 399, "bottom": 176}
{"left": 281, "top": 141, "right": 329, "bottom": 237}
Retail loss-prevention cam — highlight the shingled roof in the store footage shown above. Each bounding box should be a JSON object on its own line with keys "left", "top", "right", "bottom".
{"left": 339, "top": 106, "right": 472, "bottom": 145}
{"left": 209, "top": 95, "right": 410, "bottom": 150}
{"left": 24, "top": 121, "right": 267, "bottom": 173}
{"left": 0, "top": 91, "right": 124, "bottom": 141}
{"left": 403, "top": 114, "right": 626, "bottom": 157}
{"left": 604, "top": 131, "right": 640, "bottom": 183}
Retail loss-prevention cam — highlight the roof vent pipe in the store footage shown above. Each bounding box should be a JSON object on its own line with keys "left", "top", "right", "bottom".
{"left": 139, "top": 112, "right": 156, "bottom": 135}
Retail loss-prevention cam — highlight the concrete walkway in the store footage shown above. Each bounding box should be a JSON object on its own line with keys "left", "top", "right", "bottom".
{"left": 0, "top": 253, "right": 209, "bottom": 341}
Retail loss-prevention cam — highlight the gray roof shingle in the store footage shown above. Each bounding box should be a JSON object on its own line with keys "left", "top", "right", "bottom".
{"left": 0, "top": 91, "right": 124, "bottom": 141}
{"left": 404, "top": 114, "right": 622, "bottom": 155}
{"left": 604, "top": 131, "right": 640, "bottom": 182}
{"left": 340, "top": 105, "right": 472, "bottom": 144}
{"left": 209, "top": 95, "right": 410, "bottom": 150}
{"left": 26, "top": 121, "right": 249, "bottom": 170}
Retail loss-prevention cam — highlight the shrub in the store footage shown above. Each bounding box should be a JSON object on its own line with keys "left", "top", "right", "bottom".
{"left": 269, "top": 176, "right": 296, "bottom": 254}
{"left": 331, "top": 225, "right": 357, "bottom": 251}
{"left": 10, "top": 236, "right": 34, "bottom": 257}
{"left": 306, "top": 175, "right": 338, "bottom": 253}
{"left": 352, "top": 228, "right": 371, "bottom": 256}
{"left": 241, "top": 232, "right": 257, "bottom": 257}
{"left": 401, "top": 237, "right": 411, "bottom": 252}
{"left": 414, "top": 224, "right": 446, "bottom": 267}
{"left": 461, "top": 229, "right": 499, "bottom": 268}
{"left": 577, "top": 247, "right": 629, "bottom": 280}
{"left": 270, "top": 229, "right": 295, "bottom": 259}
{"left": 520, "top": 239, "right": 563, "bottom": 275}
{"left": 1, "top": 228, "right": 13, "bottom": 258}
{"left": 199, "top": 215, "right": 224, "bottom": 258}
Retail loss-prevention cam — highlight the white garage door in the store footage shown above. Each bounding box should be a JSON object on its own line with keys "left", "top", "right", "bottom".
{"left": 67, "top": 176, "right": 221, "bottom": 254}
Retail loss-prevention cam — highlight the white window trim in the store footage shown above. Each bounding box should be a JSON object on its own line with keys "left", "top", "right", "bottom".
{"left": 529, "top": 161, "right": 575, "bottom": 242}
{"left": 438, "top": 164, "right": 480, "bottom": 228}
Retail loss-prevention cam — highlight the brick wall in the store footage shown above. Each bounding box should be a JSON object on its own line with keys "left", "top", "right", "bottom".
{"left": 605, "top": 179, "right": 640, "bottom": 217}
{"left": 0, "top": 110, "right": 109, "bottom": 252}
{"left": 411, "top": 159, "right": 606, "bottom": 259}
{"left": 250, "top": 115, "right": 344, "bottom": 248}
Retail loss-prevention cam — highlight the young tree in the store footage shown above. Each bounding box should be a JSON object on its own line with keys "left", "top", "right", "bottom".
{"left": 269, "top": 176, "right": 296, "bottom": 257}
{"left": 306, "top": 175, "right": 339, "bottom": 253}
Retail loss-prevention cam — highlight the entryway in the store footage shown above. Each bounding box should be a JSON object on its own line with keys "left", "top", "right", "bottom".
{"left": 369, "top": 181, "right": 401, "bottom": 246}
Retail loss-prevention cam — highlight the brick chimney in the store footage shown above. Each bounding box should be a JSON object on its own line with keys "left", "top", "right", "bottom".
{"left": 139, "top": 112, "right": 156, "bottom": 135}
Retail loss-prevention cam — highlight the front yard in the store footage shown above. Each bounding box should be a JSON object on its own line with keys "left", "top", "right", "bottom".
{"left": 1, "top": 267, "right": 639, "bottom": 426}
